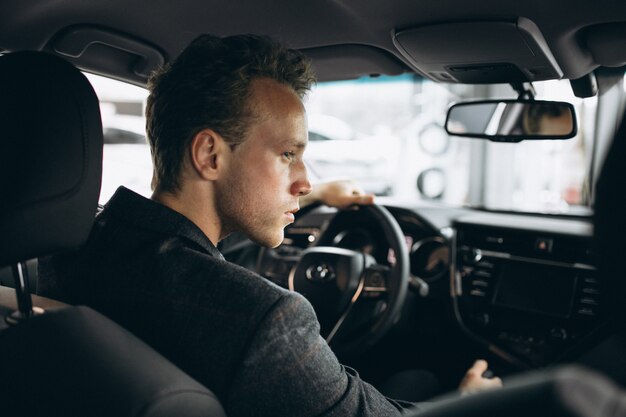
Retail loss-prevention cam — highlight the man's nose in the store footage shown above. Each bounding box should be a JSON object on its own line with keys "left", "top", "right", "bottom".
{"left": 291, "top": 164, "right": 312, "bottom": 196}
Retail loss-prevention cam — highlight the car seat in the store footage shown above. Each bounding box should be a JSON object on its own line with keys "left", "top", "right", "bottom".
{"left": 0, "top": 50, "right": 226, "bottom": 417}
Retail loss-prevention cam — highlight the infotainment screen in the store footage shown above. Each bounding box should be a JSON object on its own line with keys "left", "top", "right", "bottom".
{"left": 492, "top": 260, "right": 577, "bottom": 318}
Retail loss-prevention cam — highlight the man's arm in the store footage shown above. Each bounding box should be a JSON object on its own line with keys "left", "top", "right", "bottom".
{"left": 301, "top": 179, "right": 375, "bottom": 210}
{"left": 226, "top": 291, "right": 411, "bottom": 417}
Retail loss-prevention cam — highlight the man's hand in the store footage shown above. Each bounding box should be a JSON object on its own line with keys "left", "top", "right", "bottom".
{"left": 458, "top": 359, "right": 503, "bottom": 395}
{"left": 301, "top": 179, "right": 375, "bottom": 210}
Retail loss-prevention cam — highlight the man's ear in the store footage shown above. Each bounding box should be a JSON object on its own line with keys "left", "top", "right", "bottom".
{"left": 189, "top": 128, "right": 227, "bottom": 181}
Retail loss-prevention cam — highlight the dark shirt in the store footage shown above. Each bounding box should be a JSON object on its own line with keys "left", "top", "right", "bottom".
{"left": 40, "top": 186, "right": 412, "bottom": 417}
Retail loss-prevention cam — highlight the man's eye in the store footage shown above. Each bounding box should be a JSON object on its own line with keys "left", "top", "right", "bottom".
{"left": 283, "top": 151, "right": 296, "bottom": 160}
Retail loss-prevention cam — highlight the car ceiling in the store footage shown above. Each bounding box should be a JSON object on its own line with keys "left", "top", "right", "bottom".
{"left": 1, "top": 0, "right": 626, "bottom": 84}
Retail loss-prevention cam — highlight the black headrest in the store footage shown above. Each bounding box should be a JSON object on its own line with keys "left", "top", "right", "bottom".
{"left": 594, "top": 110, "right": 626, "bottom": 316}
{"left": 0, "top": 51, "right": 103, "bottom": 267}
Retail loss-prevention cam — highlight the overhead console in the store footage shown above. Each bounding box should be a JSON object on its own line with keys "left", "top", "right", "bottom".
{"left": 393, "top": 18, "right": 563, "bottom": 84}
{"left": 452, "top": 213, "right": 604, "bottom": 368}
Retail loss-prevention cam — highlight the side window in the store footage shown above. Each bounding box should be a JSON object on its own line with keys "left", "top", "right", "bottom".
{"left": 85, "top": 74, "right": 152, "bottom": 203}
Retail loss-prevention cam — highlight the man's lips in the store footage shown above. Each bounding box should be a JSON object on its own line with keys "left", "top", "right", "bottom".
{"left": 285, "top": 207, "right": 299, "bottom": 222}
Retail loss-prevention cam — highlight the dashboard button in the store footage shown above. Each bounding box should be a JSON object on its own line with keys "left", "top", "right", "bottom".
{"left": 578, "top": 308, "right": 596, "bottom": 316}
{"left": 470, "top": 289, "right": 486, "bottom": 297}
{"left": 582, "top": 287, "right": 600, "bottom": 295}
{"left": 583, "top": 276, "right": 598, "bottom": 284}
{"left": 473, "top": 270, "right": 492, "bottom": 278}
{"left": 535, "top": 237, "right": 554, "bottom": 253}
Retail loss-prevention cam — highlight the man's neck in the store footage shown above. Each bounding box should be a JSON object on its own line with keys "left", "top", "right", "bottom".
{"left": 151, "top": 187, "right": 222, "bottom": 246}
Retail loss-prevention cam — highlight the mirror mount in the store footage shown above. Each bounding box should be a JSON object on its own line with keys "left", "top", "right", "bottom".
{"left": 511, "top": 81, "right": 536, "bottom": 100}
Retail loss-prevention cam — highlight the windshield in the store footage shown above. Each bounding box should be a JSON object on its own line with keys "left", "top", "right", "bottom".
{"left": 89, "top": 73, "right": 598, "bottom": 215}
{"left": 305, "top": 75, "right": 596, "bottom": 215}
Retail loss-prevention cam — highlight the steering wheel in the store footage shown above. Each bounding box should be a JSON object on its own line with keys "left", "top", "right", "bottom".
{"left": 277, "top": 203, "right": 409, "bottom": 356}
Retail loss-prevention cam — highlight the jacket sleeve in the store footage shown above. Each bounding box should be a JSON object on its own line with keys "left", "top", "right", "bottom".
{"left": 226, "top": 291, "right": 416, "bottom": 417}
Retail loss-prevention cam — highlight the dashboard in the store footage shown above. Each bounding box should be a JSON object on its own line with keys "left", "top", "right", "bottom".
{"left": 253, "top": 203, "right": 610, "bottom": 373}
{"left": 451, "top": 213, "right": 602, "bottom": 368}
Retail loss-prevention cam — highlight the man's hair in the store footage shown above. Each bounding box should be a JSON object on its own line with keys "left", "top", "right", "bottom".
{"left": 146, "top": 34, "right": 316, "bottom": 193}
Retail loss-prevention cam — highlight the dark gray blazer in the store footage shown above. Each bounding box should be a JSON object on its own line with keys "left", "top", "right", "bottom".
{"left": 40, "top": 187, "right": 412, "bottom": 417}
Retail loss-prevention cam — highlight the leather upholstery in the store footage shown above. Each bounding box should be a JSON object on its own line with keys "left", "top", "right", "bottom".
{"left": 0, "top": 306, "right": 227, "bottom": 417}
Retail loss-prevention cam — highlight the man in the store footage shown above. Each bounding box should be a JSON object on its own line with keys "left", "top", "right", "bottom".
{"left": 42, "top": 34, "right": 500, "bottom": 416}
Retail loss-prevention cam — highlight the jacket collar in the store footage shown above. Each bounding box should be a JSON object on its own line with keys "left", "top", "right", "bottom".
{"left": 103, "top": 186, "right": 224, "bottom": 260}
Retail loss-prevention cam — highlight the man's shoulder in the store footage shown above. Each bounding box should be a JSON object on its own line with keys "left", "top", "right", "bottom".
{"left": 47, "top": 209, "right": 291, "bottom": 315}
{"left": 157, "top": 242, "right": 292, "bottom": 313}
{"left": 180, "top": 246, "right": 288, "bottom": 294}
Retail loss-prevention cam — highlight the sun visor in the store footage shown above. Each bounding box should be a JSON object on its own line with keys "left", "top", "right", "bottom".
{"left": 584, "top": 23, "right": 626, "bottom": 67}
{"left": 302, "top": 44, "right": 410, "bottom": 82}
{"left": 392, "top": 18, "right": 563, "bottom": 84}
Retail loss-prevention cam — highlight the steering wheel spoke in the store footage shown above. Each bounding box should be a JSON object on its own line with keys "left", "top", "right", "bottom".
{"left": 258, "top": 247, "right": 301, "bottom": 288}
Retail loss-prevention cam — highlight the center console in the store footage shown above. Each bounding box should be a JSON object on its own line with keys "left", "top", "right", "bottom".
{"left": 452, "top": 213, "right": 603, "bottom": 367}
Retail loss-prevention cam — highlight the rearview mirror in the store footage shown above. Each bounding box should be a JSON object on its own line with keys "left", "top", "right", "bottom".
{"left": 445, "top": 100, "right": 577, "bottom": 142}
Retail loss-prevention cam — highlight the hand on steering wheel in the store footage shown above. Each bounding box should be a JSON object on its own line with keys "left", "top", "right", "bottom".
{"left": 301, "top": 179, "right": 375, "bottom": 210}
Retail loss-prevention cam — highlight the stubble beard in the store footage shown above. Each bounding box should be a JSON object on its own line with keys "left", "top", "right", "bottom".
{"left": 215, "top": 171, "right": 284, "bottom": 248}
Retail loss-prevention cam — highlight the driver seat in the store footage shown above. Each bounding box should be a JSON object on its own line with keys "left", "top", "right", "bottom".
{"left": 0, "top": 50, "right": 226, "bottom": 417}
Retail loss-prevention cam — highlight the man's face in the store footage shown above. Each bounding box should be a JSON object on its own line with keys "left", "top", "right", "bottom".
{"left": 539, "top": 112, "right": 574, "bottom": 136}
{"left": 215, "top": 78, "right": 312, "bottom": 247}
